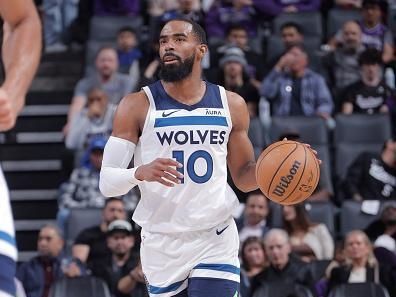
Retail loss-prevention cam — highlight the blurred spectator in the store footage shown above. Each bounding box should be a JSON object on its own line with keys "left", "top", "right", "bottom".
{"left": 58, "top": 137, "right": 137, "bottom": 233}
{"left": 240, "top": 237, "right": 268, "bottom": 297}
{"left": 93, "top": 0, "right": 140, "bottom": 16}
{"left": 253, "top": 0, "right": 321, "bottom": 17}
{"left": 315, "top": 240, "right": 347, "bottom": 297}
{"left": 215, "top": 24, "right": 265, "bottom": 85}
{"left": 138, "top": 40, "right": 161, "bottom": 87}
{"left": 335, "top": 0, "right": 362, "bottom": 8}
{"left": 66, "top": 46, "right": 133, "bottom": 133}
{"left": 42, "top": 0, "right": 78, "bottom": 53}
{"left": 17, "top": 225, "right": 86, "bottom": 297}
{"left": 250, "top": 229, "right": 315, "bottom": 296}
{"left": 260, "top": 45, "right": 333, "bottom": 118}
{"left": 341, "top": 48, "right": 392, "bottom": 114}
{"left": 365, "top": 202, "right": 396, "bottom": 251}
{"left": 116, "top": 26, "right": 142, "bottom": 91}
{"left": 68, "top": 0, "right": 94, "bottom": 46}
{"left": 91, "top": 220, "right": 147, "bottom": 297}
{"left": 330, "top": 0, "right": 393, "bottom": 63}
{"left": 278, "top": 129, "right": 333, "bottom": 201}
{"left": 205, "top": 0, "right": 259, "bottom": 39}
{"left": 280, "top": 22, "right": 304, "bottom": 50}
{"left": 266, "top": 22, "right": 305, "bottom": 76}
{"left": 327, "top": 230, "right": 396, "bottom": 296}
{"left": 282, "top": 204, "right": 334, "bottom": 261}
{"left": 342, "top": 139, "right": 396, "bottom": 201}
{"left": 65, "top": 88, "right": 116, "bottom": 154}
{"left": 147, "top": 0, "right": 180, "bottom": 17}
{"left": 161, "top": 0, "right": 205, "bottom": 27}
{"left": 149, "top": 0, "right": 205, "bottom": 50}
{"left": 236, "top": 190, "right": 271, "bottom": 243}
{"left": 72, "top": 197, "right": 127, "bottom": 266}
{"left": 212, "top": 47, "right": 260, "bottom": 117}
{"left": 323, "top": 21, "right": 364, "bottom": 94}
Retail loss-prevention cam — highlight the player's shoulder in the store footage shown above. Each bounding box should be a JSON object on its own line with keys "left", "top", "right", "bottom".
{"left": 118, "top": 90, "right": 149, "bottom": 111}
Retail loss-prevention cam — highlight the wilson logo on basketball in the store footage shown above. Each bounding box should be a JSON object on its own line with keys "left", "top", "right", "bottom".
{"left": 272, "top": 160, "right": 301, "bottom": 197}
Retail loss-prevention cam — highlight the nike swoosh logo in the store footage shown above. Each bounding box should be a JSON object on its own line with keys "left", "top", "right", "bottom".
{"left": 216, "top": 225, "right": 229, "bottom": 235}
{"left": 162, "top": 110, "right": 179, "bottom": 117}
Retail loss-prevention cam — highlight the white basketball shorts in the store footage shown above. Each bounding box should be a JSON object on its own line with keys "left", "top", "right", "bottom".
{"left": 140, "top": 216, "right": 240, "bottom": 297}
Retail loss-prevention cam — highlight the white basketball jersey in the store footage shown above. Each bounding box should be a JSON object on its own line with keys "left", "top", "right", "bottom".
{"left": 132, "top": 81, "right": 239, "bottom": 233}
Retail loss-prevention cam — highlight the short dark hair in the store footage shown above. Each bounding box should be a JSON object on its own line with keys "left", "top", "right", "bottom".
{"left": 247, "top": 189, "right": 266, "bottom": 197}
{"left": 118, "top": 26, "right": 137, "bottom": 36}
{"left": 358, "top": 48, "right": 383, "bottom": 66}
{"left": 161, "top": 18, "right": 207, "bottom": 45}
{"left": 226, "top": 24, "right": 248, "bottom": 36}
{"left": 104, "top": 197, "right": 124, "bottom": 208}
{"left": 281, "top": 22, "right": 303, "bottom": 35}
{"left": 241, "top": 237, "right": 266, "bottom": 271}
{"left": 287, "top": 44, "right": 308, "bottom": 56}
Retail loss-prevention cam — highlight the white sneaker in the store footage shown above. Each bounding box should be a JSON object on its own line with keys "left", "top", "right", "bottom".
{"left": 45, "top": 42, "right": 68, "bottom": 53}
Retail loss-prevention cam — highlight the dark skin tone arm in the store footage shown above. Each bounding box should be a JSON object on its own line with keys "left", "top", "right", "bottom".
{"left": 226, "top": 90, "right": 258, "bottom": 192}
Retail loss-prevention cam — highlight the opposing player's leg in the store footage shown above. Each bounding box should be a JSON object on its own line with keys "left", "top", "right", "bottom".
{"left": 0, "top": 169, "right": 16, "bottom": 297}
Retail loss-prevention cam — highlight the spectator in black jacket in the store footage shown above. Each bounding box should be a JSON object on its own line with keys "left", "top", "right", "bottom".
{"left": 343, "top": 139, "right": 396, "bottom": 201}
{"left": 365, "top": 202, "right": 396, "bottom": 251}
{"left": 90, "top": 220, "right": 147, "bottom": 297}
{"left": 250, "top": 229, "right": 314, "bottom": 297}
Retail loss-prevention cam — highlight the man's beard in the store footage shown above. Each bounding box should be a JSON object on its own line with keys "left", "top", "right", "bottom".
{"left": 159, "top": 53, "right": 195, "bottom": 82}
{"left": 343, "top": 42, "right": 359, "bottom": 54}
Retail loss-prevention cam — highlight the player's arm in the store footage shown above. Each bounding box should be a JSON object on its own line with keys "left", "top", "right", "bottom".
{"left": 99, "top": 92, "right": 183, "bottom": 197}
{"left": 0, "top": 0, "right": 41, "bottom": 131}
{"left": 227, "top": 91, "right": 258, "bottom": 192}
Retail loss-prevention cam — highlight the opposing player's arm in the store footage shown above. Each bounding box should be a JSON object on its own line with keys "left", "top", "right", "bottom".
{"left": 227, "top": 91, "right": 258, "bottom": 192}
{"left": 0, "top": 0, "right": 41, "bottom": 130}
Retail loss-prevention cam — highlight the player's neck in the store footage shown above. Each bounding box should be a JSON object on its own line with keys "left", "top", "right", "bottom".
{"left": 162, "top": 75, "right": 206, "bottom": 105}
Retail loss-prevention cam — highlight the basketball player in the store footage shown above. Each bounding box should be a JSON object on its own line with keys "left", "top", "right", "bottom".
{"left": 0, "top": 1, "right": 42, "bottom": 297}
{"left": 99, "top": 19, "right": 309, "bottom": 297}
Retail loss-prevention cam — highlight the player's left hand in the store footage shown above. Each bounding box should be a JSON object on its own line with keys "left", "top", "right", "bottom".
{"left": 283, "top": 137, "right": 322, "bottom": 165}
{"left": 0, "top": 88, "right": 22, "bottom": 131}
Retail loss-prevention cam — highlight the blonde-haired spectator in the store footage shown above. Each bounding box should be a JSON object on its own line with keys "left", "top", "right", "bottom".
{"left": 328, "top": 230, "right": 396, "bottom": 296}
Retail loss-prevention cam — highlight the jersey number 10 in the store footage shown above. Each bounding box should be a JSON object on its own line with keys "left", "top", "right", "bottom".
{"left": 172, "top": 150, "right": 213, "bottom": 184}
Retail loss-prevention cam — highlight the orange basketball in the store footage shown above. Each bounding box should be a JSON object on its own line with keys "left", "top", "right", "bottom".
{"left": 255, "top": 140, "right": 320, "bottom": 205}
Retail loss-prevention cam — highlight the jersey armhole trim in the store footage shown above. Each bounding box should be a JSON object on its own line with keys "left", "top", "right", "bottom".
{"left": 141, "top": 86, "right": 155, "bottom": 134}
{"left": 218, "top": 86, "right": 233, "bottom": 130}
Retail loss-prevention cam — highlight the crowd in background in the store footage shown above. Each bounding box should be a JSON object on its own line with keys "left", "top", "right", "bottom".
{"left": 13, "top": 0, "right": 396, "bottom": 297}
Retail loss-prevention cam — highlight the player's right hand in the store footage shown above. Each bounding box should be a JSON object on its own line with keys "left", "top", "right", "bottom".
{"left": 135, "top": 158, "right": 184, "bottom": 187}
{"left": 0, "top": 88, "right": 20, "bottom": 131}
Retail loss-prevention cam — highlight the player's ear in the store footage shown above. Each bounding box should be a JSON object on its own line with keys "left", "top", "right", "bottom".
{"left": 197, "top": 44, "right": 208, "bottom": 58}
